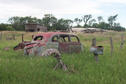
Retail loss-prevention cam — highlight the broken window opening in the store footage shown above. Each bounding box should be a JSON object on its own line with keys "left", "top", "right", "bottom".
{"left": 59, "top": 34, "right": 70, "bottom": 43}
{"left": 52, "top": 35, "right": 58, "bottom": 42}
{"left": 52, "top": 34, "right": 70, "bottom": 43}
{"left": 34, "top": 36, "right": 43, "bottom": 41}
{"left": 70, "top": 35, "right": 80, "bottom": 42}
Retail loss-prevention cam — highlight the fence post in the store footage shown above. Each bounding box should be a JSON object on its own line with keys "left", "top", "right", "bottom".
{"left": 110, "top": 37, "right": 113, "bottom": 56}
{"left": 92, "top": 38, "right": 96, "bottom": 46}
{"left": 91, "top": 38, "right": 99, "bottom": 62}
{"left": 120, "top": 34, "right": 124, "bottom": 49}
{"left": 0, "top": 32, "right": 2, "bottom": 40}
{"left": 12, "top": 34, "right": 16, "bottom": 40}
{"left": 22, "top": 34, "right": 24, "bottom": 42}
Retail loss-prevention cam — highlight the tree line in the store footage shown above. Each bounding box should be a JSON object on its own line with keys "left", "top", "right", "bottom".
{"left": 0, "top": 14, "right": 125, "bottom": 31}
{"left": 74, "top": 14, "right": 125, "bottom": 31}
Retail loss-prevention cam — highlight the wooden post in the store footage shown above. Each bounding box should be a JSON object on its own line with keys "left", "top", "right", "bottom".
{"left": 91, "top": 38, "right": 98, "bottom": 62}
{"left": 110, "top": 37, "right": 113, "bottom": 56}
{"left": 32, "top": 35, "right": 34, "bottom": 39}
{"left": 22, "top": 34, "right": 24, "bottom": 42}
{"left": 0, "top": 32, "right": 2, "bottom": 40}
{"left": 12, "top": 34, "right": 15, "bottom": 40}
{"left": 92, "top": 38, "right": 96, "bottom": 46}
{"left": 100, "top": 29, "right": 103, "bottom": 34}
{"left": 120, "top": 34, "right": 124, "bottom": 49}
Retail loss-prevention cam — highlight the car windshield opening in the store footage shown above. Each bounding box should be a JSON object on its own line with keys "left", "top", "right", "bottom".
{"left": 34, "top": 36, "right": 43, "bottom": 41}
{"left": 52, "top": 35, "right": 58, "bottom": 42}
{"left": 59, "top": 35, "right": 70, "bottom": 42}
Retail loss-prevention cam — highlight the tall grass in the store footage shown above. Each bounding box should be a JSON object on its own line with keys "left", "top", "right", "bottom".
{"left": 0, "top": 31, "right": 126, "bottom": 84}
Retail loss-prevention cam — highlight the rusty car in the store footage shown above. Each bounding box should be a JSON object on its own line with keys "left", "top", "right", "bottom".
{"left": 14, "top": 32, "right": 83, "bottom": 56}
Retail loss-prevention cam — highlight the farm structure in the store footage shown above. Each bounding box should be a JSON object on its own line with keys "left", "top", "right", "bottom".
{"left": 25, "top": 23, "right": 47, "bottom": 32}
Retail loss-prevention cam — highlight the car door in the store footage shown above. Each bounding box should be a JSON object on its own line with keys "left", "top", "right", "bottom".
{"left": 58, "top": 34, "right": 71, "bottom": 53}
{"left": 58, "top": 34, "right": 81, "bottom": 53}
{"left": 68, "top": 35, "right": 81, "bottom": 53}
{"left": 46, "top": 35, "right": 59, "bottom": 50}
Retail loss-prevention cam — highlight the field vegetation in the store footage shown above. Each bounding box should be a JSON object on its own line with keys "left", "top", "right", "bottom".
{"left": 0, "top": 31, "right": 126, "bottom": 84}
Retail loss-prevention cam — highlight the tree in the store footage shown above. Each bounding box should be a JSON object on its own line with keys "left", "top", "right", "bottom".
{"left": 65, "top": 19, "right": 73, "bottom": 31}
{"left": 97, "top": 16, "right": 104, "bottom": 23}
{"left": 89, "top": 19, "right": 96, "bottom": 27}
{"left": 53, "top": 19, "right": 73, "bottom": 30}
{"left": 97, "top": 22, "right": 110, "bottom": 29}
{"left": 108, "top": 14, "right": 118, "bottom": 28}
{"left": 74, "top": 18, "right": 82, "bottom": 27}
{"left": 114, "top": 23, "right": 120, "bottom": 27}
{"left": 42, "top": 14, "right": 57, "bottom": 30}
{"left": 0, "top": 24, "right": 14, "bottom": 31}
{"left": 6, "top": 26, "right": 15, "bottom": 31}
{"left": 8, "top": 16, "right": 20, "bottom": 24}
{"left": 82, "top": 14, "right": 92, "bottom": 27}
{"left": 8, "top": 16, "right": 24, "bottom": 30}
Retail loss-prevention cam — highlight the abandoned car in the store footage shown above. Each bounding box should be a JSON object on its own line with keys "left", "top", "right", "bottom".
{"left": 14, "top": 32, "right": 83, "bottom": 56}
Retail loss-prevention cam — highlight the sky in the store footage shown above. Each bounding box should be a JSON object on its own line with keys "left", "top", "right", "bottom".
{"left": 0, "top": 0, "right": 126, "bottom": 27}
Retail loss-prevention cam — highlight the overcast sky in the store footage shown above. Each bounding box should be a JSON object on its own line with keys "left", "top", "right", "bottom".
{"left": 0, "top": 0, "right": 126, "bottom": 27}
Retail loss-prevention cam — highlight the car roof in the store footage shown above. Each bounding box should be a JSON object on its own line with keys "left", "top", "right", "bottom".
{"left": 33, "top": 32, "right": 79, "bottom": 43}
{"left": 34, "top": 32, "right": 70, "bottom": 39}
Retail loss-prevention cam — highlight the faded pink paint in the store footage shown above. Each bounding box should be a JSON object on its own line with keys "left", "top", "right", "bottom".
{"left": 25, "top": 32, "right": 66, "bottom": 48}
{"left": 14, "top": 32, "right": 83, "bottom": 56}
{"left": 34, "top": 32, "right": 66, "bottom": 42}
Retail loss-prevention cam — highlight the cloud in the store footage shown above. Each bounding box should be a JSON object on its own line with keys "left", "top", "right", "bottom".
{"left": 0, "top": 0, "right": 102, "bottom": 19}
{"left": 0, "top": 3, "right": 42, "bottom": 18}
{"left": 98, "top": 0, "right": 126, "bottom": 4}
{"left": 0, "top": 0, "right": 125, "bottom": 27}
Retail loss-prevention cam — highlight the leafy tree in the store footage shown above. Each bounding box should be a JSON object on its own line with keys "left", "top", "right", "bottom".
{"left": 114, "top": 23, "right": 120, "bottom": 27}
{"left": 108, "top": 14, "right": 118, "bottom": 28}
{"left": 8, "top": 16, "right": 24, "bottom": 30}
{"left": 6, "top": 26, "right": 15, "bottom": 31}
{"left": 42, "top": 14, "right": 57, "bottom": 30}
{"left": 53, "top": 19, "right": 73, "bottom": 31}
{"left": 74, "top": 18, "right": 82, "bottom": 27}
{"left": 0, "top": 24, "right": 8, "bottom": 30}
{"left": 114, "top": 26, "right": 125, "bottom": 31}
{"left": 97, "top": 22, "right": 110, "bottom": 29}
{"left": 0, "top": 24, "right": 14, "bottom": 31}
{"left": 89, "top": 19, "right": 96, "bottom": 27}
{"left": 82, "top": 14, "right": 92, "bottom": 27}
{"left": 97, "top": 16, "right": 104, "bottom": 23}
{"left": 65, "top": 19, "right": 73, "bottom": 31}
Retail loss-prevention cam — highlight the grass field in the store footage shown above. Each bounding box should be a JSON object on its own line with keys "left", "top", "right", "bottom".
{"left": 0, "top": 31, "right": 126, "bottom": 84}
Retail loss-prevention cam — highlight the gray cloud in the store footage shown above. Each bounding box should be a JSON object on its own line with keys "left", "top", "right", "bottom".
{"left": 0, "top": 0, "right": 102, "bottom": 20}
{"left": 0, "top": 0, "right": 125, "bottom": 27}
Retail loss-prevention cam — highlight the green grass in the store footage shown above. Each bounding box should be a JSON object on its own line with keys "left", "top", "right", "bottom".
{"left": 0, "top": 31, "right": 126, "bottom": 84}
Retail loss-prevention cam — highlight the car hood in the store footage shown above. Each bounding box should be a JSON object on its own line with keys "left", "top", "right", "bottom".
{"left": 25, "top": 41, "right": 46, "bottom": 49}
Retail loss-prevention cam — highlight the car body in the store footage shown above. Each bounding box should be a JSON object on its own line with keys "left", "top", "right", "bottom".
{"left": 24, "top": 32, "right": 83, "bottom": 56}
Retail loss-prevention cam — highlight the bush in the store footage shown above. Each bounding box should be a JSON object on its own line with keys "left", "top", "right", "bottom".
{"left": 6, "top": 26, "right": 15, "bottom": 31}
{"left": 0, "top": 24, "right": 15, "bottom": 31}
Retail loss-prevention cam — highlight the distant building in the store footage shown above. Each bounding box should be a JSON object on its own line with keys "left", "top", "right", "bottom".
{"left": 25, "top": 23, "right": 47, "bottom": 32}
